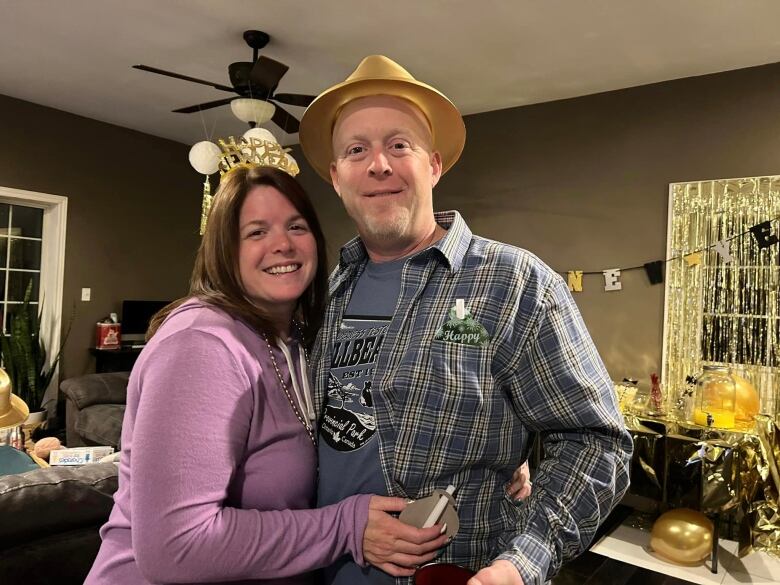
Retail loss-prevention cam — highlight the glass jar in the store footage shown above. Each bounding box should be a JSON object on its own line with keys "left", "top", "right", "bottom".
{"left": 614, "top": 378, "right": 638, "bottom": 413}
{"left": 692, "top": 365, "right": 736, "bottom": 429}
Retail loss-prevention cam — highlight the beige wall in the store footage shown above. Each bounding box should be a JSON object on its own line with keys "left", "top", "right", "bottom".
{"left": 293, "top": 61, "right": 780, "bottom": 383}
{"left": 0, "top": 94, "right": 199, "bottom": 380}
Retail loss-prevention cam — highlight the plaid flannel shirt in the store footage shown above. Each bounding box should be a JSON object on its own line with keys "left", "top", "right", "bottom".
{"left": 311, "top": 211, "right": 632, "bottom": 585}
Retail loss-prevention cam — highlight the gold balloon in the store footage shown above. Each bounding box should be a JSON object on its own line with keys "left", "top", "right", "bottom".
{"left": 731, "top": 373, "right": 760, "bottom": 422}
{"left": 650, "top": 508, "right": 714, "bottom": 564}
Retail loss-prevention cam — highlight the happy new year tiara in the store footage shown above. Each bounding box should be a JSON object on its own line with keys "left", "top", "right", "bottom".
{"left": 189, "top": 129, "right": 300, "bottom": 234}
{"left": 216, "top": 135, "right": 300, "bottom": 177}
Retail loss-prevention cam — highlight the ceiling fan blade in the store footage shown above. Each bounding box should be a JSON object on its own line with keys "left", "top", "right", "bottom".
{"left": 228, "top": 62, "right": 254, "bottom": 90}
{"left": 173, "top": 97, "right": 235, "bottom": 114}
{"left": 272, "top": 93, "right": 315, "bottom": 107}
{"left": 133, "top": 65, "right": 235, "bottom": 93}
{"left": 271, "top": 103, "right": 300, "bottom": 134}
{"left": 249, "top": 56, "right": 289, "bottom": 94}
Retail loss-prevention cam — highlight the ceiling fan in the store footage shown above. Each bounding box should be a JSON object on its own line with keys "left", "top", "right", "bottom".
{"left": 133, "top": 30, "right": 315, "bottom": 134}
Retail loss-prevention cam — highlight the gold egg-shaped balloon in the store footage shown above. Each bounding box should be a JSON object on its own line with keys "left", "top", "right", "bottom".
{"left": 650, "top": 508, "right": 713, "bottom": 565}
{"left": 731, "top": 373, "right": 760, "bottom": 422}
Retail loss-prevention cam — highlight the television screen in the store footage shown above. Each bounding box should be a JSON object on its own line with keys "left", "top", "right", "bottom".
{"left": 121, "top": 300, "right": 171, "bottom": 343}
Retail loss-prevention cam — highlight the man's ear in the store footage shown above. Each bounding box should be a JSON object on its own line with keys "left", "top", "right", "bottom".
{"left": 430, "top": 151, "right": 443, "bottom": 188}
{"left": 329, "top": 162, "right": 342, "bottom": 198}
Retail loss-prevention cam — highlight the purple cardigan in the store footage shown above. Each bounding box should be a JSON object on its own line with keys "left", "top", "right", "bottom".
{"left": 86, "top": 300, "right": 370, "bottom": 584}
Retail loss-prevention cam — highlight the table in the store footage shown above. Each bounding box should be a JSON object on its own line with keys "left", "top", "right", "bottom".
{"left": 90, "top": 346, "right": 142, "bottom": 373}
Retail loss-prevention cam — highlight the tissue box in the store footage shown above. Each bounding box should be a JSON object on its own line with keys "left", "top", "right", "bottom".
{"left": 96, "top": 322, "right": 121, "bottom": 349}
{"left": 49, "top": 446, "right": 114, "bottom": 466}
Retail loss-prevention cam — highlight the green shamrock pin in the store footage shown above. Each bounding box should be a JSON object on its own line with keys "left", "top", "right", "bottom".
{"left": 434, "top": 301, "right": 490, "bottom": 347}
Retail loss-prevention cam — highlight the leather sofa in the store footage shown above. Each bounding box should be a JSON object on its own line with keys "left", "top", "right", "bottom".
{"left": 0, "top": 462, "right": 118, "bottom": 584}
{"left": 60, "top": 372, "right": 129, "bottom": 449}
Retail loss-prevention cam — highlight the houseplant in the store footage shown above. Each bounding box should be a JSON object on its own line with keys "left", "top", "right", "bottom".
{"left": 0, "top": 280, "right": 70, "bottom": 419}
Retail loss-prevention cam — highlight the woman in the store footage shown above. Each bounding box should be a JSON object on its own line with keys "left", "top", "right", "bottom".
{"left": 86, "top": 166, "right": 445, "bottom": 584}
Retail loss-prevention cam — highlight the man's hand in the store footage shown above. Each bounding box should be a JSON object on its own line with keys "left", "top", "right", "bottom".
{"left": 363, "top": 496, "right": 448, "bottom": 577}
{"left": 506, "top": 461, "right": 532, "bottom": 501}
{"left": 468, "top": 560, "right": 524, "bottom": 585}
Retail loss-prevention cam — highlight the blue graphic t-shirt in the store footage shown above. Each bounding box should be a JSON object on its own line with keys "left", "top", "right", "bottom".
{"left": 321, "top": 317, "right": 386, "bottom": 454}
{"left": 318, "top": 257, "right": 405, "bottom": 585}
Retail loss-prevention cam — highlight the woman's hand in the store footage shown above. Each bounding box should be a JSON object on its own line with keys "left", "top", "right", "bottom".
{"left": 506, "top": 461, "right": 531, "bottom": 501}
{"left": 363, "top": 496, "right": 449, "bottom": 577}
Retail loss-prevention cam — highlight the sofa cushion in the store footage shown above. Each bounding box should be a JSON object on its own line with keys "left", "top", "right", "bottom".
{"left": 0, "top": 526, "right": 103, "bottom": 585}
{"left": 76, "top": 404, "right": 126, "bottom": 447}
{"left": 61, "top": 371, "right": 130, "bottom": 409}
{"left": 0, "top": 462, "right": 118, "bottom": 547}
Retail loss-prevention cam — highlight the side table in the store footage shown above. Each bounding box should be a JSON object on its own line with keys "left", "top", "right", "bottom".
{"left": 90, "top": 346, "right": 142, "bottom": 373}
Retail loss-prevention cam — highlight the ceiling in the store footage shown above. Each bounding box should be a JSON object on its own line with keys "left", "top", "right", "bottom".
{"left": 2, "top": 1, "right": 780, "bottom": 147}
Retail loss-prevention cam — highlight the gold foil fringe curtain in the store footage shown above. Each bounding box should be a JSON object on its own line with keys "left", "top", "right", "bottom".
{"left": 663, "top": 176, "right": 780, "bottom": 425}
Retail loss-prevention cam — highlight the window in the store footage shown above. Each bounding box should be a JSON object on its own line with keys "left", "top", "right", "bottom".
{"left": 0, "top": 186, "right": 67, "bottom": 409}
{"left": 0, "top": 203, "right": 44, "bottom": 331}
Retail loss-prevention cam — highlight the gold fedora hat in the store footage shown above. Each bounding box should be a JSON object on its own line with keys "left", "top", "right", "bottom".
{"left": 299, "top": 55, "right": 466, "bottom": 182}
{"left": 0, "top": 367, "right": 29, "bottom": 429}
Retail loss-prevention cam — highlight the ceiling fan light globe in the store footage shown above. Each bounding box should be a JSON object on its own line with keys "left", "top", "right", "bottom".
{"left": 231, "top": 98, "right": 276, "bottom": 124}
{"left": 188, "top": 141, "right": 222, "bottom": 175}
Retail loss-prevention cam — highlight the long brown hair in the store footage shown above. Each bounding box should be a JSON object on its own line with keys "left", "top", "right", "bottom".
{"left": 148, "top": 166, "right": 328, "bottom": 347}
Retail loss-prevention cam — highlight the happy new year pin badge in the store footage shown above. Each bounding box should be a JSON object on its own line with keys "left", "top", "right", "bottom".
{"left": 433, "top": 299, "right": 490, "bottom": 347}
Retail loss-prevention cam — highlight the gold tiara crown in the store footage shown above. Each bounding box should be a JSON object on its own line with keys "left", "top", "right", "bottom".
{"left": 190, "top": 129, "right": 301, "bottom": 235}
{"left": 217, "top": 136, "right": 300, "bottom": 177}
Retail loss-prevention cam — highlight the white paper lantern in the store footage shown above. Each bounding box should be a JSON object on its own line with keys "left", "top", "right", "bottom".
{"left": 188, "top": 141, "right": 221, "bottom": 175}
{"left": 243, "top": 127, "right": 278, "bottom": 145}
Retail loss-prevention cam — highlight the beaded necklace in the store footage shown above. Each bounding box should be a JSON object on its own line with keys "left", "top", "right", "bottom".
{"left": 261, "top": 330, "right": 316, "bottom": 449}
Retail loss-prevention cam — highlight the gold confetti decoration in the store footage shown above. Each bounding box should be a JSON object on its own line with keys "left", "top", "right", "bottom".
{"left": 199, "top": 177, "right": 213, "bottom": 236}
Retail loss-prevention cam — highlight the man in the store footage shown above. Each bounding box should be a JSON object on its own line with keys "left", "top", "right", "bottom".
{"left": 299, "top": 56, "right": 632, "bottom": 585}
